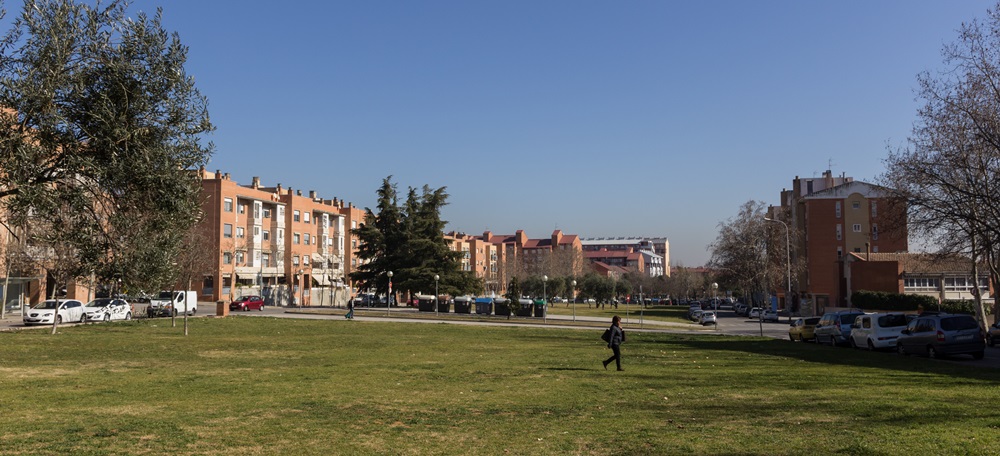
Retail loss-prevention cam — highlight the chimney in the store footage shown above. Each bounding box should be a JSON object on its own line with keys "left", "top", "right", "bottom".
{"left": 296, "top": 190, "right": 302, "bottom": 196}
{"left": 215, "top": 169, "right": 222, "bottom": 179}
{"left": 287, "top": 187, "right": 293, "bottom": 195}
{"left": 276, "top": 183, "right": 282, "bottom": 193}
{"left": 309, "top": 190, "right": 316, "bottom": 199}
{"left": 223, "top": 173, "right": 231, "bottom": 180}
{"left": 251, "top": 176, "right": 260, "bottom": 189}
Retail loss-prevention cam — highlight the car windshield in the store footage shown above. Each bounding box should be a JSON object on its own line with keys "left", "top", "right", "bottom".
{"left": 157, "top": 291, "right": 175, "bottom": 299}
{"left": 703, "top": 312, "right": 715, "bottom": 317}
{"left": 33, "top": 300, "right": 59, "bottom": 309}
{"left": 86, "top": 299, "right": 113, "bottom": 308}
{"left": 877, "top": 314, "right": 908, "bottom": 327}
{"left": 840, "top": 314, "right": 863, "bottom": 324}
{"left": 805, "top": 318, "right": 820, "bottom": 325}
{"left": 941, "top": 316, "right": 979, "bottom": 331}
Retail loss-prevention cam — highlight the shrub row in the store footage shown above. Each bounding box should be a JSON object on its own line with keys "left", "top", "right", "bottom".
{"left": 851, "top": 290, "right": 992, "bottom": 315}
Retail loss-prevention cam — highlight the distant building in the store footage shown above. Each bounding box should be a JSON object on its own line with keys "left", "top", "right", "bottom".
{"left": 580, "top": 237, "right": 668, "bottom": 277}
{"left": 845, "top": 252, "right": 993, "bottom": 307}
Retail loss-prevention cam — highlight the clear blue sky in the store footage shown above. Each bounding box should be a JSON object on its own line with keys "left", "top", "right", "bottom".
{"left": 8, "top": 1, "right": 995, "bottom": 266}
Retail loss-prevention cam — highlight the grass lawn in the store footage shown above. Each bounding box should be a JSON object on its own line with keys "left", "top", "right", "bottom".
{"left": 545, "top": 303, "right": 693, "bottom": 324}
{"left": 1, "top": 317, "right": 998, "bottom": 455}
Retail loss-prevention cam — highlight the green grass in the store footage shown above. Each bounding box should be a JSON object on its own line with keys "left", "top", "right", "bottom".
{"left": 1, "top": 317, "right": 998, "bottom": 455}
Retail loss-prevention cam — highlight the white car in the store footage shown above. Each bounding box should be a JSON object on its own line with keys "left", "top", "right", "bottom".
{"left": 850, "top": 313, "right": 908, "bottom": 350}
{"left": 83, "top": 298, "right": 132, "bottom": 322}
{"left": 762, "top": 309, "right": 779, "bottom": 322}
{"left": 748, "top": 307, "right": 762, "bottom": 319}
{"left": 699, "top": 311, "right": 717, "bottom": 325}
{"left": 23, "top": 299, "right": 86, "bottom": 326}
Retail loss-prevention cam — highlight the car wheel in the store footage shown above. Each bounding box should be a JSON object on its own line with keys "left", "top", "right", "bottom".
{"left": 850, "top": 338, "right": 858, "bottom": 349}
{"left": 56, "top": 315, "right": 62, "bottom": 324}
{"left": 244, "top": 305, "right": 250, "bottom": 312}
{"left": 104, "top": 314, "right": 111, "bottom": 322}
{"left": 258, "top": 305, "right": 264, "bottom": 312}
{"left": 789, "top": 334, "right": 795, "bottom": 341}
{"left": 172, "top": 309, "right": 177, "bottom": 317}
{"left": 897, "top": 343, "right": 908, "bottom": 356}
{"left": 973, "top": 351, "right": 985, "bottom": 360}
{"left": 988, "top": 336, "right": 995, "bottom": 347}
{"left": 867, "top": 339, "right": 875, "bottom": 351}
{"left": 80, "top": 314, "right": 87, "bottom": 323}
{"left": 125, "top": 312, "right": 132, "bottom": 321}
{"left": 928, "top": 346, "right": 940, "bottom": 359}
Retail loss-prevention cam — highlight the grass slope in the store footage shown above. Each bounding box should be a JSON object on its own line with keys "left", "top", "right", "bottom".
{"left": 0, "top": 317, "right": 997, "bottom": 455}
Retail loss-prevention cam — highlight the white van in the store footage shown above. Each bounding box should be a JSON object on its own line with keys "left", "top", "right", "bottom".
{"left": 849, "top": 313, "right": 909, "bottom": 350}
{"left": 147, "top": 290, "right": 198, "bottom": 317}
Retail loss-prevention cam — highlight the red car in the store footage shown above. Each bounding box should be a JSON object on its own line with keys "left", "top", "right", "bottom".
{"left": 230, "top": 295, "right": 265, "bottom": 311}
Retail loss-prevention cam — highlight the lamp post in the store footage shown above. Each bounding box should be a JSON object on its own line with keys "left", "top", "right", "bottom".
{"left": 387, "top": 271, "right": 393, "bottom": 317}
{"left": 434, "top": 274, "right": 439, "bottom": 318}
{"left": 764, "top": 217, "right": 791, "bottom": 320}
{"left": 571, "top": 279, "right": 577, "bottom": 322}
{"left": 711, "top": 282, "right": 719, "bottom": 328}
{"left": 542, "top": 275, "right": 548, "bottom": 323}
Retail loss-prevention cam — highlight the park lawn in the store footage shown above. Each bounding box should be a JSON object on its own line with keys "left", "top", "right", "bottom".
{"left": 0, "top": 317, "right": 997, "bottom": 455}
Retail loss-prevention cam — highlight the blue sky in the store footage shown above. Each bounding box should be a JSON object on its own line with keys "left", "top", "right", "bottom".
{"left": 7, "top": 1, "right": 994, "bottom": 266}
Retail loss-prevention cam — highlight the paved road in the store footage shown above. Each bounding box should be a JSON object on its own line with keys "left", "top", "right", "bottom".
{"left": 3, "top": 304, "right": 998, "bottom": 368}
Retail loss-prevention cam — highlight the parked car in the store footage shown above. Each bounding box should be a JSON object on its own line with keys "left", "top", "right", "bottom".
{"left": 230, "top": 295, "right": 265, "bottom": 311}
{"left": 748, "top": 307, "right": 762, "bottom": 319}
{"left": 23, "top": 299, "right": 86, "bottom": 326}
{"left": 989, "top": 322, "right": 1000, "bottom": 347}
{"left": 734, "top": 304, "right": 748, "bottom": 316}
{"left": 762, "top": 309, "right": 779, "bottom": 322}
{"left": 814, "top": 310, "right": 866, "bottom": 346}
{"left": 789, "top": 317, "right": 821, "bottom": 341}
{"left": 896, "top": 313, "right": 985, "bottom": 360}
{"left": 690, "top": 309, "right": 704, "bottom": 322}
{"left": 849, "top": 313, "right": 908, "bottom": 350}
{"left": 83, "top": 298, "right": 132, "bottom": 322}
{"left": 699, "top": 311, "right": 717, "bottom": 325}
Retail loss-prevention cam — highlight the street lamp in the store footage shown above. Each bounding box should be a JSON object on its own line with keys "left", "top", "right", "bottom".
{"left": 434, "top": 274, "right": 440, "bottom": 318}
{"left": 542, "top": 275, "right": 548, "bottom": 323}
{"left": 571, "top": 279, "right": 577, "bottom": 322}
{"left": 764, "top": 217, "right": 791, "bottom": 319}
{"left": 386, "top": 271, "right": 393, "bottom": 317}
{"left": 711, "top": 282, "right": 719, "bottom": 328}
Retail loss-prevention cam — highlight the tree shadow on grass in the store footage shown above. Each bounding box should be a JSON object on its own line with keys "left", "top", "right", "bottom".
{"left": 645, "top": 335, "right": 999, "bottom": 382}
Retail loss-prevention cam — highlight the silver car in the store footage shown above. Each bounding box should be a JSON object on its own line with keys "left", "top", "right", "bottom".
{"left": 896, "top": 313, "right": 985, "bottom": 360}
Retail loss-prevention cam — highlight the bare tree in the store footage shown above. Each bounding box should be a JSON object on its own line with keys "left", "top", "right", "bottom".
{"left": 708, "top": 201, "right": 782, "bottom": 308}
{"left": 881, "top": 2, "right": 1000, "bottom": 329}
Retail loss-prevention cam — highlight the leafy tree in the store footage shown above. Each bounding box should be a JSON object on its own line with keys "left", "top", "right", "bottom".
{"left": 0, "top": 0, "right": 213, "bottom": 303}
{"left": 503, "top": 276, "right": 521, "bottom": 320}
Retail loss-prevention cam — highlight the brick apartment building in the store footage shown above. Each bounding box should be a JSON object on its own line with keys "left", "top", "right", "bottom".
{"left": 198, "top": 169, "right": 360, "bottom": 306}
{"left": 772, "top": 171, "right": 907, "bottom": 314}
{"left": 580, "top": 237, "right": 669, "bottom": 277}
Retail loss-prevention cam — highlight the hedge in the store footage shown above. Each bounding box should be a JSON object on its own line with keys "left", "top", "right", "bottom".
{"left": 851, "top": 290, "right": 992, "bottom": 315}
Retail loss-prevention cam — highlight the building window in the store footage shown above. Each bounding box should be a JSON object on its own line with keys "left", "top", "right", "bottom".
{"left": 304, "top": 212, "right": 311, "bottom": 223}
{"left": 352, "top": 221, "right": 357, "bottom": 229}
{"left": 224, "top": 224, "right": 233, "bottom": 238}
{"left": 263, "top": 230, "right": 270, "bottom": 241}
{"left": 352, "top": 239, "right": 357, "bottom": 248}
{"left": 224, "top": 198, "right": 233, "bottom": 212}
{"left": 254, "top": 226, "right": 260, "bottom": 236}
{"left": 852, "top": 201, "right": 860, "bottom": 210}
{"left": 278, "top": 206, "right": 285, "bottom": 219}
{"left": 303, "top": 256, "right": 310, "bottom": 265}
{"left": 238, "top": 204, "right": 246, "bottom": 215}
{"left": 294, "top": 210, "right": 300, "bottom": 222}
{"left": 871, "top": 201, "right": 877, "bottom": 218}
{"left": 852, "top": 224, "right": 861, "bottom": 233}
{"left": 262, "top": 253, "right": 270, "bottom": 267}
{"left": 904, "top": 277, "right": 940, "bottom": 291}
{"left": 292, "top": 255, "right": 299, "bottom": 266}
{"left": 872, "top": 224, "right": 878, "bottom": 241}
{"left": 304, "top": 233, "right": 310, "bottom": 244}
{"left": 836, "top": 247, "right": 842, "bottom": 259}
{"left": 872, "top": 246, "right": 879, "bottom": 253}
{"left": 236, "top": 252, "right": 244, "bottom": 264}
{"left": 263, "top": 208, "right": 271, "bottom": 218}
{"left": 237, "top": 227, "right": 245, "bottom": 238}
{"left": 835, "top": 201, "right": 841, "bottom": 218}
{"left": 223, "top": 252, "right": 232, "bottom": 264}
{"left": 836, "top": 224, "right": 842, "bottom": 241}
{"left": 278, "top": 229, "right": 284, "bottom": 244}
{"left": 293, "top": 233, "right": 300, "bottom": 244}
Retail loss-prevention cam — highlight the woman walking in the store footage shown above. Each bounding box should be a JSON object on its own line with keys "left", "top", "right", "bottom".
{"left": 603, "top": 315, "right": 625, "bottom": 371}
